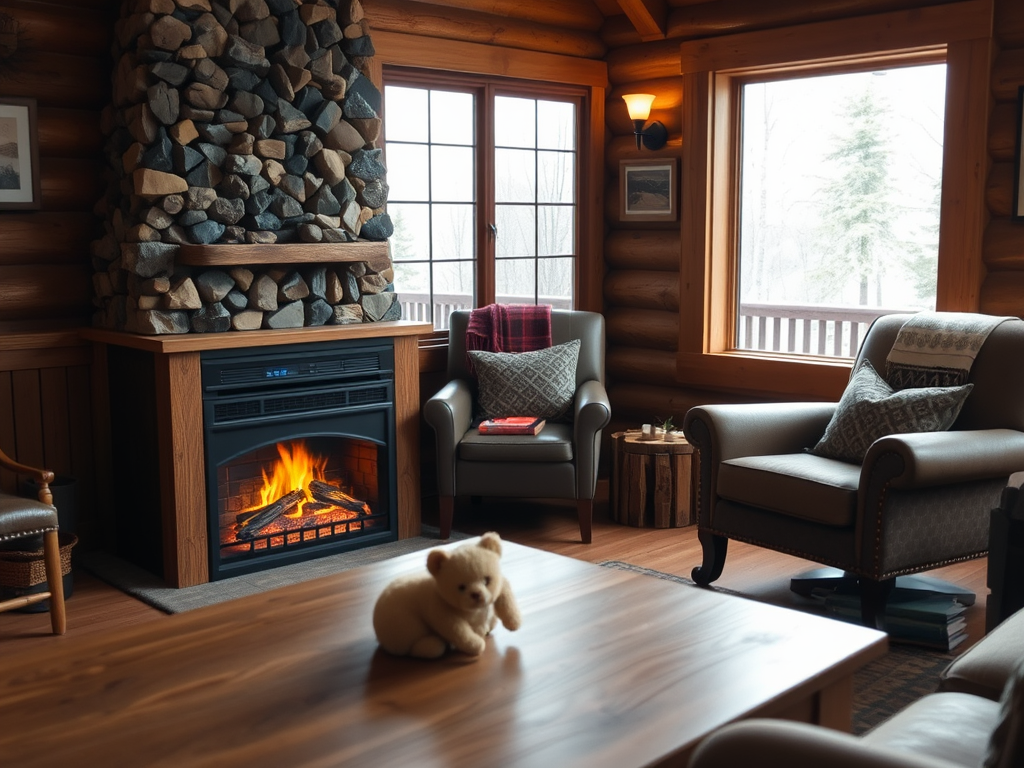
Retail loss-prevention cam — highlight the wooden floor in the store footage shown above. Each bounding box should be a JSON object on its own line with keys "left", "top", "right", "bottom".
{"left": 0, "top": 483, "right": 990, "bottom": 657}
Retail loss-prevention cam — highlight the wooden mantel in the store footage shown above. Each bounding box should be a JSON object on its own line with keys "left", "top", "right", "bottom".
{"left": 82, "top": 321, "right": 432, "bottom": 587}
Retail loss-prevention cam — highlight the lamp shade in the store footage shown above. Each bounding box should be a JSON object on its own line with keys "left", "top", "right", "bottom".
{"left": 622, "top": 93, "right": 656, "bottom": 121}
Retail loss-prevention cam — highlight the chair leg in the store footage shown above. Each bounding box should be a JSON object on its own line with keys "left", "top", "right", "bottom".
{"left": 691, "top": 531, "right": 728, "bottom": 586}
{"left": 42, "top": 529, "right": 66, "bottom": 635}
{"left": 577, "top": 499, "right": 593, "bottom": 544}
{"left": 438, "top": 496, "right": 454, "bottom": 540}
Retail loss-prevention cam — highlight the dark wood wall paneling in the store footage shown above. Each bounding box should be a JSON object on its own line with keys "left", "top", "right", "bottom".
{"left": 600, "top": 0, "right": 1014, "bottom": 426}
{"left": 0, "top": 0, "right": 111, "bottom": 546}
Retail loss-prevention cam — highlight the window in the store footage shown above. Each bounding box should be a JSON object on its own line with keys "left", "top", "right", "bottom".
{"left": 678, "top": 3, "right": 993, "bottom": 398}
{"left": 383, "top": 70, "right": 582, "bottom": 331}
{"left": 736, "top": 64, "right": 947, "bottom": 358}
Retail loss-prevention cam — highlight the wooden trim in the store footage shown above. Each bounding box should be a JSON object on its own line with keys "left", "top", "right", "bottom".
{"left": 679, "top": 70, "right": 711, "bottom": 355}
{"left": 177, "top": 242, "right": 389, "bottom": 266}
{"left": 372, "top": 30, "right": 609, "bottom": 87}
{"left": 679, "top": 0, "right": 995, "bottom": 74}
{"left": 580, "top": 85, "right": 606, "bottom": 312}
{"left": 393, "top": 335, "right": 421, "bottom": 539}
{"left": 677, "top": 352, "right": 851, "bottom": 400}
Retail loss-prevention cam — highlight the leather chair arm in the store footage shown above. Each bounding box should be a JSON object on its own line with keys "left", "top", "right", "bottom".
{"left": 423, "top": 379, "right": 475, "bottom": 496}
{"left": 690, "top": 720, "right": 965, "bottom": 768}
{"left": 574, "top": 379, "right": 612, "bottom": 500}
{"left": 683, "top": 402, "right": 836, "bottom": 462}
{"left": 863, "top": 429, "right": 1024, "bottom": 488}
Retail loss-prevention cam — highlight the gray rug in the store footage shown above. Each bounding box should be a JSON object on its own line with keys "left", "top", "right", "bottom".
{"left": 81, "top": 526, "right": 466, "bottom": 614}
{"left": 599, "top": 560, "right": 954, "bottom": 735}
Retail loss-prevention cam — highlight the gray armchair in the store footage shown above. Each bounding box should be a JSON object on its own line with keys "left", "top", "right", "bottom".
{"left": 682, "top": 313, "right": 1024, "bottom": 623}
{"left": 424, "top": 309, "right": 611, "bottom": 543}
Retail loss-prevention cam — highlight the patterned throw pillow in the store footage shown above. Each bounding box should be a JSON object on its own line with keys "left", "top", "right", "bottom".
{"left": 469, "top": 339, "right": 580, "bottom": 421}
{"left": 810, "top": 360, "right": 973, "bottom": 463}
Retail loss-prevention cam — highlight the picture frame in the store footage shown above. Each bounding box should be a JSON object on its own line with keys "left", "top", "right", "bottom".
{"left": 620, "top": 158, "right": 677, "bottom": 222}
{"left": 1014, "top": 86, "right": 1024, "bottom": 221}
{"left": 0, "top": 97, "right": 41, "bottom": 210}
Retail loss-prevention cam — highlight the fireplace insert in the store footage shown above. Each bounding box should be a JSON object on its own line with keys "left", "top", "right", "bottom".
{"left": 201, "top": 339, "right": 398, "bottom": 580}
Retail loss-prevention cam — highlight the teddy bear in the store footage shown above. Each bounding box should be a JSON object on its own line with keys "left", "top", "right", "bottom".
{"left": 372, "top": 531, "right": 521, "bottom": 658}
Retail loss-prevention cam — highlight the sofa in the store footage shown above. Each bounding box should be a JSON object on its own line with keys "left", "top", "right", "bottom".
{"left": 689, "top": 606, "right": 1024, "bottom": 767}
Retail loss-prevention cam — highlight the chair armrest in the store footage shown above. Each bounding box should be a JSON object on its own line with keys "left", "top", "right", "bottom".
{"left": 423, "top": 379, "right": 475, "bottom": 496}
{"left": 0, "top": 447, "right": 54, "bottom": 485}
{"left": 573, "top": 380, "right": 611, "bottom": 500}
{"left": 683, "top": 402, "right": 836, "bottom": 462}
{"left": 690, "top": 720, "right": 966, "bottom": 768}
{"left": 864, "top": 429, "right": 1024, "bottom": 488}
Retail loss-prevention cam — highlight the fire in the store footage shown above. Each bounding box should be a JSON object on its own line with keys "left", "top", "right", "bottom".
{"left": 253, "top": 441, "right": 327, "bottom": 517}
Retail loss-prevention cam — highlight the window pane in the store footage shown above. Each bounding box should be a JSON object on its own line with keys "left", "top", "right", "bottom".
{"left": 385, "top": 144, "right": 429, "bottom": 201}
{"left": 430, "top": 91, "right": 474, "bottom": 145}
{"left": 388, "top": 203, "right": 429, "bottom": 261}
{"left": 495, "top": 148, "right": 536, "bottom": 203}
{"left": 538, "top": 257, "right": 574, "bottom": 307}
{"left": 537, "top": 100, "right": 575, "bottom": 150}
{"left": 430, "top": 146, "right": 474, "bottom": 202}
{"left": 496, "top": 204, "right": 535, "bottom": 258}
{"left": 431, "top": 203, "right": 475, "bottom": 260}
{"left": 496, "top": 258, "right": 535, "bottom": 304}
{"left": 537, "top": 151, "right": 574, "bottom": 203}
{"left": 433, "top": 261, "right": 474, "bottom": 330}
{"left": 737, "top": 64, "right": 945, "bottom": 358}
{"left": 384, "top": 86, "right": 428, "bottom": 142}
{"left": 394, "top": 262, "right": 431, "bottom": 321}
{"left": 538, "top": 205, "right": 573, "bottom": 256}
{"left": 495, "top": 96, "right": 536, "bottom": 148}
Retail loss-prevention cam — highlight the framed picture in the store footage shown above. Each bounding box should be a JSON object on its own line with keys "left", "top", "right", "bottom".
{"left": 620, "top": 158, "right": 677, "bottom": 222}
{"left": 1014, "top": 86, "right": 1024, "bottom": 221}
{"left": 0, "top": 97, "right": 41, "bottom": 210}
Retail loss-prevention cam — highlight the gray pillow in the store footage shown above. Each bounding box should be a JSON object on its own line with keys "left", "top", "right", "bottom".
{"left": 810, "top": 360, "right": 973, "bottom": 463}
{"left": 468, "top": 339, "right": 580, "bottom": 421}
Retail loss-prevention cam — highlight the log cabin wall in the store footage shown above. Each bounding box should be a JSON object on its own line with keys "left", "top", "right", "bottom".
{"left": 0, "top": 0, "right": 112, "bottom": 548}
{"left": 600, "top": 0, "right": 1020, "bottom": 428}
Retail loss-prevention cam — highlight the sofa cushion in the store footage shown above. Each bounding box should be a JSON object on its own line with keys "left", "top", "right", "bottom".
{"left": 811, "top": 360, "right": 973, "bottom": 463}
{"left": 458, "top": 423, "right": 574, "bottom": 463}
{"left": 863, "top": 692, "right": 1001, "bottom": 766}
{"left": 985, "top": 657, "right": 1024, "bottom": 768}
{"left": 469, "top": 339, "right": 580, "bottom": 421}
{"left": 940, "top": 606, "right": 1024, "bottom": 701}
{"left": 718, "top": 453, "right": 861, "bottom": 527}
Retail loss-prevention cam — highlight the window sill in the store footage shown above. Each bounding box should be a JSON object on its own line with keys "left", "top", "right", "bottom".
{"left": 676, "top": 350, "right": 852, "bottom": 400}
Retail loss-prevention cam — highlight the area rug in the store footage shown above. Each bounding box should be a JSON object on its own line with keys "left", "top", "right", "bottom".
{"left": 81, "top": 526, "right": 466, "bottom": 615}
{"left": 599, "top": 560, "right": 953, "bottom": 735}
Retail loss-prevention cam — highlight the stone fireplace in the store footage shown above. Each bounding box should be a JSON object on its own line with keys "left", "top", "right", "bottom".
{"left": 90, "top": 0, "right": 399, "bottom": 335}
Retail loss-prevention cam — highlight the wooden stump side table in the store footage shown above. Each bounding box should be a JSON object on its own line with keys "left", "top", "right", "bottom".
{"left": 610, "top": 430, "right": 697, "bottom": 528}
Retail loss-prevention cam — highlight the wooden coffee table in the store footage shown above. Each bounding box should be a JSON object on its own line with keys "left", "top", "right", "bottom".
{"left": 0, "top": 541, "right": 886, "bottom": 767}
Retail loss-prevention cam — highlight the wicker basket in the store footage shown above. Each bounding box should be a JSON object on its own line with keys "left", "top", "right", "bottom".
{"left": 0, "top": 532, "right": 77, "bottom": 589}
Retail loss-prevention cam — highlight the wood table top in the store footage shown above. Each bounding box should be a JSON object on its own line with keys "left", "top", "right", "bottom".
{"left": 0, "top": 541, "right": 887, "bottom": 768}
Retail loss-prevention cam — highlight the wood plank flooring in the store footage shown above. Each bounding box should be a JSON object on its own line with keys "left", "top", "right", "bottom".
{"left": 0, "top": 483, "right": 990, "bottom": 658}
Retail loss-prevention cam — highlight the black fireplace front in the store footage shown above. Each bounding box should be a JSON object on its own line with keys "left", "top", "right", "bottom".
{"left": 200, "top": 339, "right": 398, "bottom": 580}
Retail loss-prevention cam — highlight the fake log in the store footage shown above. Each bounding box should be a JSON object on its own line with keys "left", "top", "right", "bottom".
{"left": 309, "top": 480, "right": 370, "bottom": 514}
{"left": 236, "top": 489, "right": 304, "bottom": 540}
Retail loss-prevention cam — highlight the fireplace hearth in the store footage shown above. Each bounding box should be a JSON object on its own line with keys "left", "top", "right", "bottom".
{"left": 201, "top": 338, "right": 397, "bottom": 579}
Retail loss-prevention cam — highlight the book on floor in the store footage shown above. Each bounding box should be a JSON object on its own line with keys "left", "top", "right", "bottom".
{"left": 823, "top": 588, "right": 969, "bottom": 651}
{"left": 477, "top": 416, "right": 546, "bottom": 435}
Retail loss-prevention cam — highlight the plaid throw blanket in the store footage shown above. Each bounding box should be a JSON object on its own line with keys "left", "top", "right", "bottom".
{"left": 885, "top": 311, "right": 1014, "bottom": 388}
{"left": 466, "top": 304, "right": 552, "bottom": 374}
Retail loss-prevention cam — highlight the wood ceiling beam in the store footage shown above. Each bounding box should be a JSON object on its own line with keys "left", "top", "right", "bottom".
{"left": 615, "top": 0, "right": 667, "bottom": 41}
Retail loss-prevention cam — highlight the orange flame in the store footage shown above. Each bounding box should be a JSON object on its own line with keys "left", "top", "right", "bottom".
{"left": 253, "top": 441, "right": 327, "bottom": 516}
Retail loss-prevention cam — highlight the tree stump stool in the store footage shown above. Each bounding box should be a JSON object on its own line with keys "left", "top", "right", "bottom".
{"left": 610, "top": 430, "right": 696, "bottom": 528}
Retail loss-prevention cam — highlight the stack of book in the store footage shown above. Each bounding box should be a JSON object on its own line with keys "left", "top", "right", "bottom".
{"left": 477, "top": 416, "right": 546, "bottom": 435}
{"left": 823, "top": 587, "right": 969, "bottom": 651}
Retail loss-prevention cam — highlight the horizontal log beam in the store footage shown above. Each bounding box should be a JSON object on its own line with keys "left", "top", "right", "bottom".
{"left": 39, "top": 158, "right": 106, "bottom": 212}
{"left": 0, "top": 0, "right": 110, "bottom": 57}
{"left": 605, "top": 229, "right": 681, "bottom": 271}
{"left": 991, "top": 48, "right": 1024, "bottom": 102}
{"left": 0, "top": 212, "right": 98, "bottom": 266}
{"left": 606, "top": 38, "right": 679, "bottom": 83}
{"left": 38, "top": 108, "right": 103, "bottom": 158}
{"left": 986, "top": 161, "right": 1014, "bottom": 218}
{"left": 607, "top": 307, "right": 679, "bottom": 350}
{"left": 365, "top": 0, "right": 606, "bottom": 59}
{"left": 0, "top": 265, "right": 92, "bottom": 321}
{"left": 983, "top": 218, "right": 1024, "bottom": 270}
{"left": 0, "top": 51, "right": 109, "bottom": 109}
{"left": 604, "top": 269, "right": 679, "bottom": 311}
{"left": 605, "top": 134, "right": 684, "bottom": 174}
{"left": 608, "top": 381, "right": 742, "bottom": 424}
{"left": 995, "top": 0, "right": 1024, "bottom": 47}
{"left": 989, "top": 101, "right": 1019, "bottom": 161}
{"left": 980, "top": 270, "right": 1024, "bottom": 317}
{"left": 402, "top": 0, "right": 605, "bottom": 31}
{"left": 607, "top": 346, "right": 678, "bottom": 382}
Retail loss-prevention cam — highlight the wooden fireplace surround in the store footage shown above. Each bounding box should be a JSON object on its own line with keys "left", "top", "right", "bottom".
{"left": 82, "top": 321, "right": 432, "bottom": 587}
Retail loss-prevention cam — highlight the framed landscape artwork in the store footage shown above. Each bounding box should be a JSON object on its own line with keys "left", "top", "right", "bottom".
{"left": 1015, "top": 86, "right": 1024, "bottom": 220}
{"left": 620, "top": 158, "right": 677, "bottom": 222}
{"left": 0, "top": 97, "right": 41, "bottom": 210}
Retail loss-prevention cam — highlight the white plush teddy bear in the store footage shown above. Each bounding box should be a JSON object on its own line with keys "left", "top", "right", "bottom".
{"left": 372, "top": 532, "right": 522, "bottom": 658}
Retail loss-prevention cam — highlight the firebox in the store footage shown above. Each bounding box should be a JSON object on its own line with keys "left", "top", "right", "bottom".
{"left": 200, "top": 339, "right": 398, "bottom": 580}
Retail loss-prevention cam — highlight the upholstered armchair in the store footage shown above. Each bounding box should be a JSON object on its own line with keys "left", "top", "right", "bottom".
{"left": 424, "top": 309, "right": 611, "bottom": 543}
{"left": 682, "top": 313, "right": 1024, "bottom": 624}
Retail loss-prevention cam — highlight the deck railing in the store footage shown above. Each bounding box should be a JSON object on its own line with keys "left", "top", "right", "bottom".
{"left": 397, "top": 292, "right": 572, "bottom": 331}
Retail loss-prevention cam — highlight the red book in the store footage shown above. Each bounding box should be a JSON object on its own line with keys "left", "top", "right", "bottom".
{"left": 478, "top": 417, "right": 546, "bottom": 435}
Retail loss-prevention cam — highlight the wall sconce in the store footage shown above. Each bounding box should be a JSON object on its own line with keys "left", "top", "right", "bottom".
{"left": 622, "top": 93, "right": 667, "bottom": 150}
